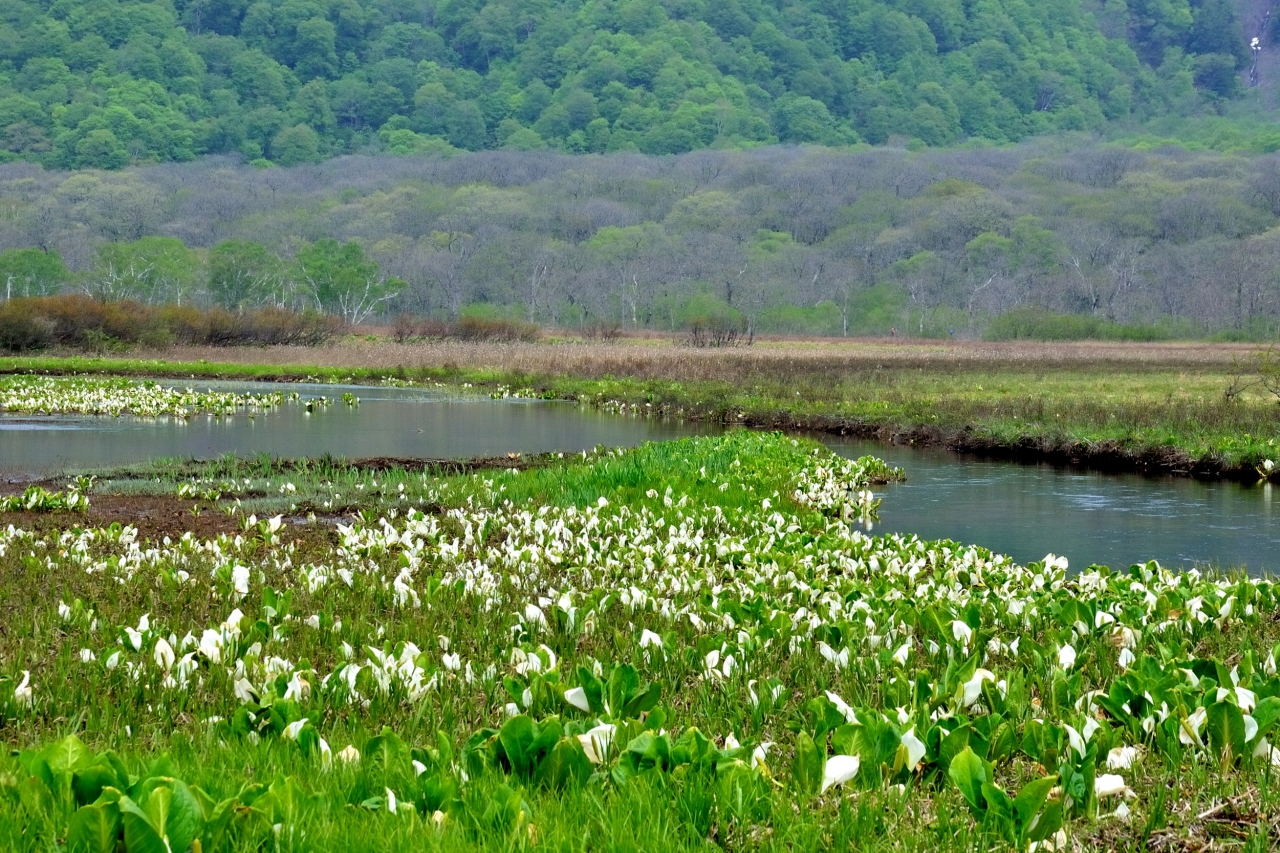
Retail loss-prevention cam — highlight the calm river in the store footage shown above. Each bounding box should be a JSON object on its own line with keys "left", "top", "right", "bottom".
{"left": 0, "top": 381, "right": 714, "bottom": 475}
{"left": 0, "top": 381, "right": 1275, "bottom": 574}
{"left": 828, "top": 438, "right": 1278, "bottom": 575}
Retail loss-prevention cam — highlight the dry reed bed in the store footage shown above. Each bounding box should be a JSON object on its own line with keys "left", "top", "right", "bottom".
{"left": 147, "top": 338, "right": 1256, "bottom": 384}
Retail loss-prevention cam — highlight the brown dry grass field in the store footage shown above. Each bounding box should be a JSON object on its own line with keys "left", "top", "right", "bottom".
{"left": 147, "top": 336, "right": 1257, "bottom": 383}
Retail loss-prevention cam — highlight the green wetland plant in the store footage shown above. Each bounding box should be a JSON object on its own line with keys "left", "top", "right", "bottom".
{"left": 0, "top": 375, "right": 291, "bottom": 419}
{"left": 0, "top": 483, "right": 91, "bottom": 513}
{"left": 2, "top": 432, "right": 1280, "bottom": 850}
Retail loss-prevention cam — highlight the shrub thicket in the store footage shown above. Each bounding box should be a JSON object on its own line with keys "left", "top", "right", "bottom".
{"left": 390, "top": 314, "right": 540, "bottom": 343}
{"left": 0, "top": 297, "right": 343, "bottom": 353}
{"left": 983, "top": 308, "right": 1172, "bottom": 342}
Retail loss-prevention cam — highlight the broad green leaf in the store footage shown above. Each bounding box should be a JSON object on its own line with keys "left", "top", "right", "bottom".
{"left": 1026, "top": 798, "right": 1065, "bottom": 843}
{"left": 532, "top": 738, "right": 592, "bottom": 790}
{"left": 259, "top": 775, "right": 313, "bottom": 825}
{"left": 118, "top": 795, "right": 169, "bottom": 853}
{"left": 622, "top": 682, "right": 661, "bottom": 718}
{"left": 1251, "top": 696, "right": 1280, "bottom": 743}
{"left": 1206, "top": 701, "right": 1246, "bottom": 764}
{"left": 42, "top": 735, "right": 90, "bottom": 781}
{"left": 74, "top": 757, "right": 129, "bottom": 809}
{"left": 159, "top": 779, "right": 203, "bottom": 853}
{"left": 606, "top": 665, "right": 641, "bottom": 717}
{"left": 1011, "top": 776, "right": 1057, "bottom": 830}
{"left": 716, "top": 762, "right": 767, "bottom": 823}
{"left": 672, "top": 727, "right": 715, "bottom": 770}
{"left": 480, "top": 783, "right": 529, "bottom": 835}
{"left": 947, "top": 746, "right": 988, "bottom": 816}
{"left": 575, "top": 667, "right": 605, "bottom": 717}
{"left": 980, "top": 780, "right": 1012, "bottom": 824}
{"left": 66, "top": 803, "right": 121, "bottom": 853}
{"left": 416, "top": 772, "right": 458, "bottom": 814}
{"left": 365, "top": 726, "right": 411, "bottom": 771}
{"left": 987, "top": 721, "right": 1017, "bottom": 763}
{"left": 830, "top": 724, "right": 858, "bottom": 758}
{"left": 497, "top": 715, "right": 535, "bottom": 776}
{"left": 853, "top": 713, "right": 903, "bottom": 782}
{"left": 791, "top": 731, "right": 825, "bottom": 798}
{"left": 939, "top": 725, "right": 972, "bottom": 770}
{"left": 17, "top": 774, "right": 55, "bottom": 818}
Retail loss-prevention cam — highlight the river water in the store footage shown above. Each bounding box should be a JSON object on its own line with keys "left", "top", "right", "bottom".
{"left": 1, "top": 381, "right": 1275, "bottom": 574}
{"left": 0, "top": 382, "right": 713, "bottom": 475}
{"left": 827, "top": 438, "right": 1278, "bottom": 575}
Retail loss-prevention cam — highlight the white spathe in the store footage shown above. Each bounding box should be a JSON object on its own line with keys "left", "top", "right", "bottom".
{"left": 821, "top": 754, "right": 861, "bottom": 794}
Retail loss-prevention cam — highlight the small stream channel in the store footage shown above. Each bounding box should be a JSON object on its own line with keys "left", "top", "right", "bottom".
{"left": 1, "top": 380, "right": 1275, "bottom": 574}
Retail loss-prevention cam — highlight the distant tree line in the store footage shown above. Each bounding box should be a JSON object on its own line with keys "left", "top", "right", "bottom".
{"left": 0, "top": 0, "right": 1257, "bottom": 169}
{"left": 0, "top": 236, "right": 403, "bottom": 324}
{"left": 2, "top": 142, "right": 1280, "bottom": 339}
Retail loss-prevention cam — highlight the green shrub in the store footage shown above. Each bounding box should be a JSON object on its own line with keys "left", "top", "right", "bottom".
{"left": 984, "top": 308, "right": 1172, "bottom": 342}
{"left": 452, "top": 316, "right": 541, "bottom": 342}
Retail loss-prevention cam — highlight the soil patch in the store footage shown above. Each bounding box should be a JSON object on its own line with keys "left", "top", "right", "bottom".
{"left": 0, "top": 495, "right": 339, "bottom": 544}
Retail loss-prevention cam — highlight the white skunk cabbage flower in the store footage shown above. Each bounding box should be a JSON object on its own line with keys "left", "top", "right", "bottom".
{"left": 282, "top": 718, "right": 309, "bottom": 740}
{"left": 900, "top": 727, "right": 926, "bottom": 770}
{"left": 824, "top": 691, "right": 858, "bottom": 723}
{"left": 564, "top": 686, "right": 591, "bottom": 713}
{"left": 891, "top": 641, "right": 911, "bottom": 666}
{"left": 14, "top": 671, "right": 33, "bottom": 707}
{"left": 1094, "top": 774, "right": 1129, "bottom": 799}
{"left": 821, "top": 755, "right": 860, "bottom": 794}
{"left": 153, "top": 638, "right": 175, "bottom": 671}
{"left": 1106, "top": 746, "right": 1138, "bottom": 770}
{"left": 960, "top": 669, "right": 995, "bottom": 708}
{"left": 577, "top": 723, "right": 616, "bottom": 764}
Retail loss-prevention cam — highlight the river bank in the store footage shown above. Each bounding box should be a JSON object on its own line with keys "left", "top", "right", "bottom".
{"left": 2, "top": 337, "right": 1277, "bottom": 483}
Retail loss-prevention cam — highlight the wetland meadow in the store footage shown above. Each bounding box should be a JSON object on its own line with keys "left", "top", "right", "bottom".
{"left": 2, "top": 339, "right": 1280, "bottom": 852}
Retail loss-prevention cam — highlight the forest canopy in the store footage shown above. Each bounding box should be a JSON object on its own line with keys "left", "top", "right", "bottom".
{"left": 0, "top": 0, "right": 1259, "bottom": 168}
{"left": 5, "top": 141, "right": 1280, "bottom": 339}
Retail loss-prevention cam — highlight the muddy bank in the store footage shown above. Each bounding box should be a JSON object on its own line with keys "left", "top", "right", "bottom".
{"left": 0, "top": 453, "right": 562, "bottom": 541}
{"left": 0, "top": 493, "right": 385, "bottom": 544}
{"left": 1, "top": 494, "right": 261, "bottom": 540}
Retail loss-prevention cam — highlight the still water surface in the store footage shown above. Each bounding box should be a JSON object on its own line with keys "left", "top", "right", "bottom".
{"left": 829, "top": 438, "right": 1278, "bottom": 574}
{"left": 0, "top": 380, "right": 1275, "bottom": 573}
{"left": 0, "top": 381, "right": 714, "bottom": 475}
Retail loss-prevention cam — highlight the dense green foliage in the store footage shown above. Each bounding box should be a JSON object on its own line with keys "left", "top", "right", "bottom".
{"left": 982, "top": 308, "right": 1176, "bottom": 342}
{"left": 0, "top": 0, "right": 1257, "bottom": 168}
{"left": 2, "top": 430, "right": 1280, "bottom": 849}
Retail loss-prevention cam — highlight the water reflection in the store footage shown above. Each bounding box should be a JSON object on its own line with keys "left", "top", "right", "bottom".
{"left": 0, "top": 381, "right": 715, "bottom": 477}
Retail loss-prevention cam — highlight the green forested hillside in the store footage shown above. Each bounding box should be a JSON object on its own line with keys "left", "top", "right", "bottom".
{"left": 0, "top": 0, "right": 1254, "bottom": 168}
